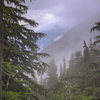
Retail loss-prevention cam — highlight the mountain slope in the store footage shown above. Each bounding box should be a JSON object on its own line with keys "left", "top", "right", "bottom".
{"left": 41, "top": 13, "right": 100, "bottom": 65}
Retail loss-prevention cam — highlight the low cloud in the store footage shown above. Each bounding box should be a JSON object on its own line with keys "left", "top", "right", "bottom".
{"left": 26, "top": 0, "right": 100, "bottom": 32}
{"left": 25, "top": 0, "right": 100, "bottom": 48}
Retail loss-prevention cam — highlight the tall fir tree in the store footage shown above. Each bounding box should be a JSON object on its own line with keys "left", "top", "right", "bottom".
{"left": 60, "top": 64, "right": 63, "bottom": 79}
{"left": 47, "top": 59, "right": 58, "bottom": 88}
{"left": 1, "top": 0, "right": 48, "bottom": 100}
{"left": 83, "top": 41, "right": 90, "bottom": 63}
{"left": 63, "top": 56, "right": 66, "bottom": 77}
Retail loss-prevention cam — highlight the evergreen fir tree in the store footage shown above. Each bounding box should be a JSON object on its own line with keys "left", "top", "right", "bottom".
{"left": 1, "top": 0, "right": 48, "bottom": 100}
{"left": 83, "top": 41, "right": 90, "bottom": 62}
{"left": 63, "top": 56, "right": 66, "bottom": 77}
{"left": 47, "top": 59, "right": 58, "bottom": 88}
{"left": 60, "top": 64, "right": 63, "bottom": 79}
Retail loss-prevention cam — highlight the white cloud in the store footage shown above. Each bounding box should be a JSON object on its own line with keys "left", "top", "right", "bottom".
{"left": 35, "top": 12, "right": 60, "bottom": 31}
{"left": 54, "top": 34, "right": 63, "bottom": 42}
{"left": 41, "top": 13, "right": 59, "bottom": 24}
{"left": 24, "top": 0, "right": 100, "bottom": 35}
{"left": 43, "top": 13, "right": 58, "bottom": 24}
{"left": 26, "top": 9, "right": 49, "bottom": 22}
{"left": 44, "top": 13, "right": 55, "bottom": 21}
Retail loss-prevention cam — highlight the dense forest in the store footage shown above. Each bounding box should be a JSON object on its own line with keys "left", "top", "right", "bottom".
{"left": 42, "top": 38, "right": 100, "bottom": 100}
{"left": 0, "top": 0, "right": 100, "bottom": 100}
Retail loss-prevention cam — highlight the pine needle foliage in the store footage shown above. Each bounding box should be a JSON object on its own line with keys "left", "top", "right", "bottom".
{"left": 2, "top": 0, "right": 48, "bottom": 100}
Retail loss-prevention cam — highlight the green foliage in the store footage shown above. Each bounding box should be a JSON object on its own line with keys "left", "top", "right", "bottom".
{"left": 3, "top": 62, "right": 23, "bottom": 76}
{"left": 46, "top": 37, "right": 100, "bottom": 100}
{"left": 3, "top": 91, "right": 21, "bottom": 100}
{"left": 2, "top": 0, "right": 48, "bottom": 100}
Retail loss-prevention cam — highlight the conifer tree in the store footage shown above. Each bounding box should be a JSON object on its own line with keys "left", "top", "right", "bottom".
{"left": 0, "top": 0, "right": 48, "bottom": 100}
{"left": 60, "top": 64, "right": 63, "bottom": 79}
{"left": 47, "top": 59, "right": 58, "bottom": 88}
{"left": 63, "top": 56, "right": 66, "bottom": 77}
{"left": 83, "top": 41, "right": 90, "bottom": 62}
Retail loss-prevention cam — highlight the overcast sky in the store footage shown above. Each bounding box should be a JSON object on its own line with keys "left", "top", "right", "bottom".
{"left": 25, "top": 0, "right": 100, "bottom": 49}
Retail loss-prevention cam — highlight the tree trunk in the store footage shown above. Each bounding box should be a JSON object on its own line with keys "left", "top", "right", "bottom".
{"left": 0, "top": 0, "right": 3, "bottom": 100}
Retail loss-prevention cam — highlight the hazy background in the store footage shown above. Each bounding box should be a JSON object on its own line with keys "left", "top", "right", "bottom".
{"left": 24, "top": 0, "right": 100, "bottom": 69}
{"left": 25, "top": 0, "right": 100, "bottom": 49}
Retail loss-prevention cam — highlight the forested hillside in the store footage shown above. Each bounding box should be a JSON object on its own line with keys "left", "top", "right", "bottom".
{"left": 39, "top": 24, "right": 100, "bottom": 100}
